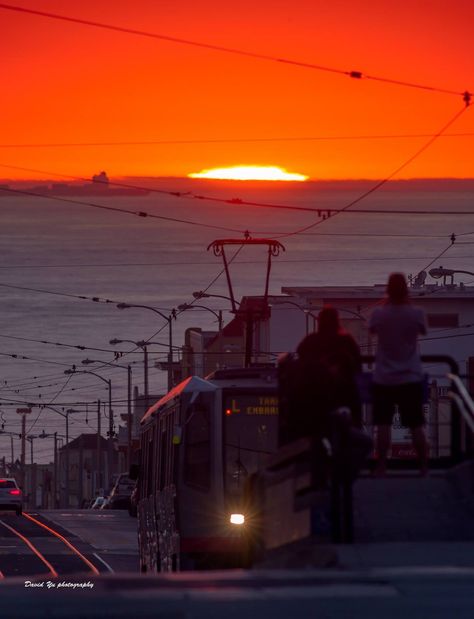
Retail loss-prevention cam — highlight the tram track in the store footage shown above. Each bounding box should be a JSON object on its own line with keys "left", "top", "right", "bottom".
{"left": 0, "top": 512, "right": 101, "bottom": 578}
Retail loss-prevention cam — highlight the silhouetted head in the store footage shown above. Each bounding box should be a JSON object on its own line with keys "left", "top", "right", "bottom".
{"left": 317, "top": 306, "right": 340, "bottom": 336}
{"left": 386, "top": 272, "right": 409, "bottom": 304}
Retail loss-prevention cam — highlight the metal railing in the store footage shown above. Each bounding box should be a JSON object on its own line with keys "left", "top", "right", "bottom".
{"left": 448, "top": 374, "right": 474, "bottom": 435}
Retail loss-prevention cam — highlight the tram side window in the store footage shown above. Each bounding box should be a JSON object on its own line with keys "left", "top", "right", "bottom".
{"left": 184, "top": 406, "right": 210, "bottom": 490}
{"left": 159, "top": 424, "right": 169, "bottom": 490}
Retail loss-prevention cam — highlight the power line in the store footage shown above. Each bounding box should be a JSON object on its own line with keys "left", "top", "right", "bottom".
{"left": 0, "top": 183, "right": 245, "bottom": 234}
{"left": 0, "top": 3, "right": 470, "bottom": 99}
{"left": 416, "top": 240, "right": 457, "bottom": 274}
{"left": 1, "top": 132, "right": 474, "bottom": 148}
{"left": 0, "top": 332, "right": 171, "bottom": 354}
{"left": 26, "top": 373, "right": 73, "bottom": 434}
{"left": 3, "top": 254, "right": 474, "bottom": 276}
{"left": 3, "top": 163, "right": 474, "bottom": 222}
{"left": 275, "top": 104, "right": 471, "bottom": 239}
{"left": 0, "top": 351, "right": 72, "bottom": 367}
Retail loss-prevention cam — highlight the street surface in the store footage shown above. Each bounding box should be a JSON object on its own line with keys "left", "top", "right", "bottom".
{"left": 1, "top": 472, "right": 474, "bottom": 618}
{"left": 0, "top": 509, "right": 138, "bottom": 578}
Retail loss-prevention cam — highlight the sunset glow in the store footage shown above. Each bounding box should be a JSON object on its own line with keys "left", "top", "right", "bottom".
{"left": 188, "top": 165, "right": 309, "bottom": 181}
{"left": 1, "top": 2, "right": 473, "bottom": 180}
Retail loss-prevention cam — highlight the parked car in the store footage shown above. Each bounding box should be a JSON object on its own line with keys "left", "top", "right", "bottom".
{"left": 104, "top": 473, "right": 135, "bottom": 510}
{"left": 0, "top": 478, "right": 23, "bottom": 515}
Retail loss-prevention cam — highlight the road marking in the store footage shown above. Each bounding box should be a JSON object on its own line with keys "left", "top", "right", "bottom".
{"left": 23, "top": 512, "right": 100, "bottom": 576}
{"left": 92, "top": 552, "right": 115, "bottom": 573}
{"left": 0, "top": 519, "right": 58, "bottom": 577}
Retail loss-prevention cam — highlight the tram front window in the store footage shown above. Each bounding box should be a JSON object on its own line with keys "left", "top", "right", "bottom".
{"left": 223, "top": 394, "right": 278, "bottom": 500}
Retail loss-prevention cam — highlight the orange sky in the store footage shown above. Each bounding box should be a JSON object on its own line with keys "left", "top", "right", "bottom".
{"left": 1, "top": 0, "right": 474, "bottom": 180}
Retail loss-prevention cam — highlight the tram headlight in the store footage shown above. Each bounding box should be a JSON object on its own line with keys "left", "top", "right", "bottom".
{"left": 230, "top": 513, "right": 245, "bottom": 525}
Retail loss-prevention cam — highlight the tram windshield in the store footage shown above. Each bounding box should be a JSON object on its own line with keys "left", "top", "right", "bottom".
{"left": 223, "top": 393, "right": 278, "bottom": 497}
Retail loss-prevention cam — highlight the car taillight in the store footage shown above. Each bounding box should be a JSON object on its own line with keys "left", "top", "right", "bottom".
{"left": 9, "top": 489, "right": 21, "bottom": 496}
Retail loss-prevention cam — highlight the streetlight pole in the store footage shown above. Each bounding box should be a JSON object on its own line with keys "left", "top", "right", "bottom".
{"left": 36, "top": 405, "right": 81, "bottom": 508}
{"left": 110, "top": 338, "right": 149, "bottom": 409}
{"left": 35, "top": 430, "right": 65, "bottom": 509}
{"left": 82, "top": 359, "right": 133, "bottom": 471}
{"left": 177, "top": 303, "right": 224, "bottom": 331}
{"left": 27, "top": 435, "right": 35, "bottom": 465}
{"left": 178, "top": 303, "right": 224, "bottom": 373}
{"left": 116, "top": 303, "right": 176, "bottom": 392}
{"left": 65, "top": 368, "right": 114, "bottom": 491}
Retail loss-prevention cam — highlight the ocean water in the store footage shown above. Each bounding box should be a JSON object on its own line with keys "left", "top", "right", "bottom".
{"left": 1, "top": 179, "right": 474, "bottom": 461}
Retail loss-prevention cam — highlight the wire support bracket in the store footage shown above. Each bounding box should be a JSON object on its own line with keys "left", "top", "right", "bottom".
{"left": 207, "top": 235, "right": 285, "bottom": 313}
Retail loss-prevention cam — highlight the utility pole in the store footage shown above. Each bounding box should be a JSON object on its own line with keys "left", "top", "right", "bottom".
{"left": 16, "top": 408, "right": 31, "bottom": 490}
{"left": 96, "top": 399, "right": 101, "bottom": 492}
{"left": 127, "top": 365, "right": 132, "bottom": 470}
{"left": 65, "top": 410, "right": 70, "bottom": 507}
{"left": 10, "top": 435, "right": 14, "bottom": 472}
{"left": 143, "top": 346, "right": 149, "bottom": 410}
{"left": 53, "top": 432, "right": 58, "bottom": 508}
{"left": 78, "top": 434, "right": 84, "bottom": 508}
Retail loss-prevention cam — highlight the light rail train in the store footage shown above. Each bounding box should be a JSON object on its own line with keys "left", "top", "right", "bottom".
{"left": 133, "top": 367, "right": 278, "bottom": 572}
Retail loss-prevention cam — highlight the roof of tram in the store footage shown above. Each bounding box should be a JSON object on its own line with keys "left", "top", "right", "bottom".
{"left": 141, "top": 375, "right": 217, "bottom": 424}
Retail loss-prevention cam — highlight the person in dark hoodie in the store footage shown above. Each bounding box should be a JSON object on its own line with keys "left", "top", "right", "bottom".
{"left": 296, "top": 306, "right": 362, "bottom": 429}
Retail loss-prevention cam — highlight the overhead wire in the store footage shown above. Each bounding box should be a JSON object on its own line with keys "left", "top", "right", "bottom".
{"left": 0, "top": 351, "right": 73, "bottom": 367}
{"left": 26, "top": 373, "right": 73, "bottom": 434}
{"left": 274, "top": 104, "right": 471, "bottom": 239}
{"left": 0, "top": 3, "right": 470, "bottom": 98}
{"left": 0, "top": 184, "right": 245, "bottom": 234}
{"left": 3, "top": 162, "right": 474, "bottom": 224}
{"left": 1, "top": 4, "right": 472, "bottom": 402}
{"left": 0, "top": 332, "right": 174, "bottom": 354}
{"left": 1, "top": 132, "right": 474, "bottom": 148}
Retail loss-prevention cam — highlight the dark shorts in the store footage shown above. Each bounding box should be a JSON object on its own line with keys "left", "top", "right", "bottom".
{"left": 372, "top": 381, "right": 425, "bottom": 429}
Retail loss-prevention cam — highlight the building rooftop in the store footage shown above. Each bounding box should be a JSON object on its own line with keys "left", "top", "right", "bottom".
{"left": 281, "top": 284, "right": 474, "bottom": 300}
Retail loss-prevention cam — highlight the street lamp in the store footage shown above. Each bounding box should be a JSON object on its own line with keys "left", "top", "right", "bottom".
{"left": 429, "top": 266, "right": 474, "bottom": 286}
{"left": 82, "top": 358, "right": 133, "bottom": 470}
{"left": 192, "top": 290, "right": 241, "bottom": 310}
{"left": 116, "top": 303, "right": 176, "bottom": 391}
{"left": 65, "top": 367, "right": 114, "bottom": 490}
{"left": 177, "top": 303, "right": 224, "bottom": 331}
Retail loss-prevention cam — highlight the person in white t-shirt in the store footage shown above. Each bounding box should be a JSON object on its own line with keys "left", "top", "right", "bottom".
{"left": 369, "top": 273, "right": 428, "bottom": 476}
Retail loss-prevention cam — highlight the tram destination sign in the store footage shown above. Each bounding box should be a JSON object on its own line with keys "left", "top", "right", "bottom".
{"left": 224, "top": 395, "right": 278, "bottom": 416}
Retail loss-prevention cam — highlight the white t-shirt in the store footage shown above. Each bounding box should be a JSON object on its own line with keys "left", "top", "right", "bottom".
{"left": 369, "top": 304, "right": 427, "bottom": 385}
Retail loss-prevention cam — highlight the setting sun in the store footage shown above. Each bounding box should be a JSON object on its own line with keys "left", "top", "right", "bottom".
{"left": 188, "top": 165, "right": 309, "bottom": 181}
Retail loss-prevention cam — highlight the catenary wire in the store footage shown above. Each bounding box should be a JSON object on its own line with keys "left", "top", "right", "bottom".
{"left": 0, "top": 162, "right": 474, "bottom": 225}
{"left": 274, "top": 104, "right": 471, "bottom": 239}
{"left": 3, "top": 162, "right": 474, "bottom": 221}
{"left": 0, "top": 3, "right": 470, "bottom": 98}
{"left": 1, "top": 132, "right": 474, "bottom": 148}
{"left": 0, "top": 184, "right": 245, "bottom": 234}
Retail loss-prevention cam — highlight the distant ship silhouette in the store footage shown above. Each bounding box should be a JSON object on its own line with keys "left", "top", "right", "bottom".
{"left": 2, "top": 171, "right": 149, "bottom": 197}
